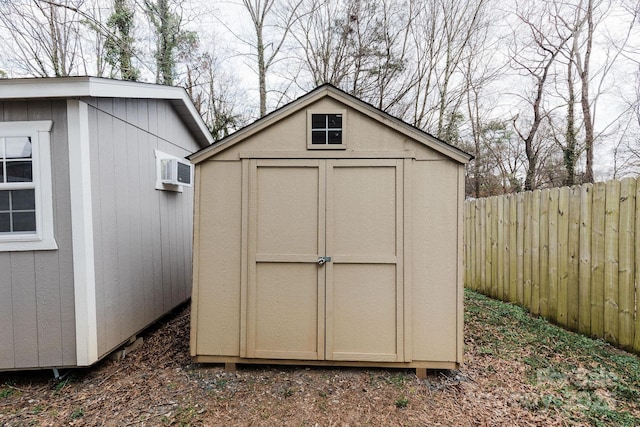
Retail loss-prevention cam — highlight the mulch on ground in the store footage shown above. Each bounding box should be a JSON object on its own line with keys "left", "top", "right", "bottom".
{"left": 0, "top": 301, "right": 578, "bottom": 426}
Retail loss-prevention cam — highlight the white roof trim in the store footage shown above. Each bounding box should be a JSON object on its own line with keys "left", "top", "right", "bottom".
{"left": 0, "top": 77, "right": 214, "bottom": 148}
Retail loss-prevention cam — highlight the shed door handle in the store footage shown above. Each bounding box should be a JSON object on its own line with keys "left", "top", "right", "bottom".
{"left": 317, "top": 256, "right": 331, "bottom": 265}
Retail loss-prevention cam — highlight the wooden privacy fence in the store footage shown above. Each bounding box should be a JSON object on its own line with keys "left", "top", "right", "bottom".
{"left": 464, "top": 177, "right": 640, "bottom": 354}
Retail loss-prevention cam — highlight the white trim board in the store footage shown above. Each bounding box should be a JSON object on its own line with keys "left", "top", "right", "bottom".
{"left": 67, "top": 99, "right": 99, "bottom": 366}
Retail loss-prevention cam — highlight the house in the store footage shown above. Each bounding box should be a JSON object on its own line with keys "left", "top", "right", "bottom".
{"left": 189, "top": 84, "right": 471, "bottom": 376}
{"left": 0, "top": 76, "right": 213, "bottom": 371}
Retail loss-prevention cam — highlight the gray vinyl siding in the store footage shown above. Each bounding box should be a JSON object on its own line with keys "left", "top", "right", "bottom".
{"left": 86, "top": 98, "right": 198, "bottom": 358}
{"left": 0, "top": 100, "right": 76, "bottom": 370}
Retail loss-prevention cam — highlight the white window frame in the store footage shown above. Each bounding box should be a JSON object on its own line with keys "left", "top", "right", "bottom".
{"left": 307, "top": 110, "right": 347, "bottom": 150}
{"left": 0, "top": 120, "right": 57, "bottom": 251}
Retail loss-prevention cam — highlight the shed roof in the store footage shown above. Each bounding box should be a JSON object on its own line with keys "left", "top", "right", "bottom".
{"left": 189, "top": 84, "right": 472, "bottom": 164}
{"left": 0, "top": 76, "right": 213, "bottom": 148}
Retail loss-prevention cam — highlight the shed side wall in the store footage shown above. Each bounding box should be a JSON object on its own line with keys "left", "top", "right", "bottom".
{"left": 191, "top": 160, "right": 243, "bottom": 356}
{"left": 86, "top": 98, "right": 198, "bottom": 358}
{"left": 412, "top": 160, "right": 461, "bottom": 362}
{"left": 0, "top": 100, "right": 76, "bottom": 370}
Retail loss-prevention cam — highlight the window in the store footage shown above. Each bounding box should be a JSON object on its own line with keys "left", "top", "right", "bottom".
{"left": 0, "top": 121, "right": 56, "bottom": 251}
{"left": 307, "top": 111, "right": 346, "bottom": 149}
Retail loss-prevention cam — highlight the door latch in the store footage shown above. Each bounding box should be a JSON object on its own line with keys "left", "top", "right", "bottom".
{"left": 317, "top": 256, "right": 332, "bottom": 265}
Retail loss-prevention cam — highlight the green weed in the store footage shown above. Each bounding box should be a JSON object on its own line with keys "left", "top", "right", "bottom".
{"left": 465, "top": 289, "right": 640, "bottom": 426}
{"left": 394, "top": 396, "right": 409, "bottom": 408}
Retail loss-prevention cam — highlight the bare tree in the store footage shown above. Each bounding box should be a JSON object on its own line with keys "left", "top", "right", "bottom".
{"left": 0, "top": 0, "right": 86, "bottom": 77}
{"left": 185, "top": 49, "right": 251, "bottom": 140}
{"left": 240, "top": 0, "right": 305, "bottom": 116}
{"left": 509, "top": 0, "right": 571, "bottom": 190}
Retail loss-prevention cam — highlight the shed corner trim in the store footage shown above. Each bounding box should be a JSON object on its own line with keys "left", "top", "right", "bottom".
{"left": 67, "top": 99, "right": 99, "bottom": 366}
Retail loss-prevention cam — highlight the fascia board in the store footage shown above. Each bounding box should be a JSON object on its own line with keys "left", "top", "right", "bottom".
{"left": 189, "top": 87, "right": 333, "bottom": 164}
{"left": 0, "top": 77, "right": 214, "bottom": 148}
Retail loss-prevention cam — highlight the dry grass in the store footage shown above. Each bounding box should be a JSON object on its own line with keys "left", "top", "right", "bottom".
{"left": 1, "top": 290, "right": 639, "bottom": 426}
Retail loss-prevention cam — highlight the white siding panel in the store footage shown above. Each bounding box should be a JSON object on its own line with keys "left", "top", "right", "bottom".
{"left": 89, "top": 104, "right": 107, "bottom": 357}
{"left": 0, "top": 100, "right": 76, "bottom": 370}
{"left": 89, "top": 98, "right": 198, "bottom": 358}
{"left": 11, "top": 252, "right": 39, "bottom": 368}
{"left": 51, "top": 103, "right": 77, "bottom": 367}
{"left": 97, "top": 101, "right": 122, "bottom": 354}
{"left": 30, "top": 101, "right": 64, "bottom": 367}
{"left": 0, "top": 256, "right": 14, "bottom": 368}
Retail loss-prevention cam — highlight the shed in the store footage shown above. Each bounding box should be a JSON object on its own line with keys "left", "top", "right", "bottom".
{"left": 0, "top": 76, "right": 213, "bottom": 371}
{"left": 190, "top": 84, "right": 471, "bottom": 375}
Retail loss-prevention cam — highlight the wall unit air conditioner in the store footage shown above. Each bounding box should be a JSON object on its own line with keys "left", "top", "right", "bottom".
{"left": 160, "top": 158, "right": 192, "bottom": 187}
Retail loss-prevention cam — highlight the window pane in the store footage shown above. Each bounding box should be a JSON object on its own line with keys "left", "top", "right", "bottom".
{"left": 5, "top": 137, "right": 32, "bottom": 158}
{"left": 0, "top": 191, "right": 8, "bottom": 210}
{"left": 311, "top": 114, "right": 326, "bottom": 129}
{"left": 311, "top": 131, "right": 326, "bottom": 144}
{"left": 0, "top": 213, "right": 9, "bottom": 232}
{"left": 6, "top": 161, "right": 33, "bottom": 182}
{"left": 328, "top": 131, "right": 342, "bottom": 144}
{"left": 13, "top": 211, "right": 36, "bottom": 232}
{"left": 0, "top": 161, "right": 4, "bottom": 183}
{"left": 12, "top": 189, "right": 35, "bottom": 210}
{"left": 328, "top": 114, "right": 342, "bottom": 129}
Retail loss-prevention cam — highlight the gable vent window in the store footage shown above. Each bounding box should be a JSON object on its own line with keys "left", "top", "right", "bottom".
{"left": 307, "top": 110, "right": 346, "bottom": 150}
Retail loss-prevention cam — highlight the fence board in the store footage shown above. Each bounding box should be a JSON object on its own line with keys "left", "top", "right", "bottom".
{"left": 568, "top": 186, "right": 581, "bottom": 331}
{"left": 481, "top": 198, "right": 488, "bottom": 294}
{"left": 463, "top": 177, "right": 640, "bottom": 355}
{"left": 591, "top": 182, "right": 606, "bottom": 338}
{"left": 475, "top": 200, "right": 483, "bottom": 291}
{"left": 491, "top": 197, "right": 499, "bottom": 298}
{"left": 579, "top": 184, "right": 593, "bottom": 335}
{"left": 539, "top": 189, "right": 550, "bottom": 318}
{"left": 523, "top": 191, "right": 533, "bottom": 308}
{"left": 497, "top": 196, "right": 505, "bottom": 300}
{"left": 635, "top": 181, "right": 640, "bottom": 353}
{"left": 604, "top": 179, "right": 620, "bottom": 345}
{"left": 464, "top": 202, "right": 472, "bottom": 291}
{"left": 509, "top": 195, "right": 518, "bottom": 303}
{"left": 618, "top": 178, "right": 635, "bottom": 349}
{"left": 516, "top": 193, "right": 525, "bottom": 305}
{"left": 531, "top": 190, "right": 541, "bottom": 315}
{"left": 557, "top": 187, "right": 570, "bottom": 327}
{"left": 548, "top": 188, "right": 559, "bottom": 322}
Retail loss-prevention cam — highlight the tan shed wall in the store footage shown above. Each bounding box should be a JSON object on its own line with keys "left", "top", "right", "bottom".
{"left": 191, "top": 160, "right": 243, "bottom": 356}
{"left": 211, "top": 98, "right": 449, "bottom": 162}
{"left": 411, "top": 160, "right": 461, "bottom": 362}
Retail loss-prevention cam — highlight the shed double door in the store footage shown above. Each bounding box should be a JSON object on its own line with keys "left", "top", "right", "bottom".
{"left": 243, "top": 158, "right": 408, "bottom": 362}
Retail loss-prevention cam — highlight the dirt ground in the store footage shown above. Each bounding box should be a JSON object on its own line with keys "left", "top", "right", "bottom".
{"left": 1, "top": 302, "right": 574, "bottom": 426}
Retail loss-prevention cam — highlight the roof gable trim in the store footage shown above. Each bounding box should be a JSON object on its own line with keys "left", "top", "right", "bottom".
{"left": 189, "top": 85, "right": 471, "bottom": 164}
